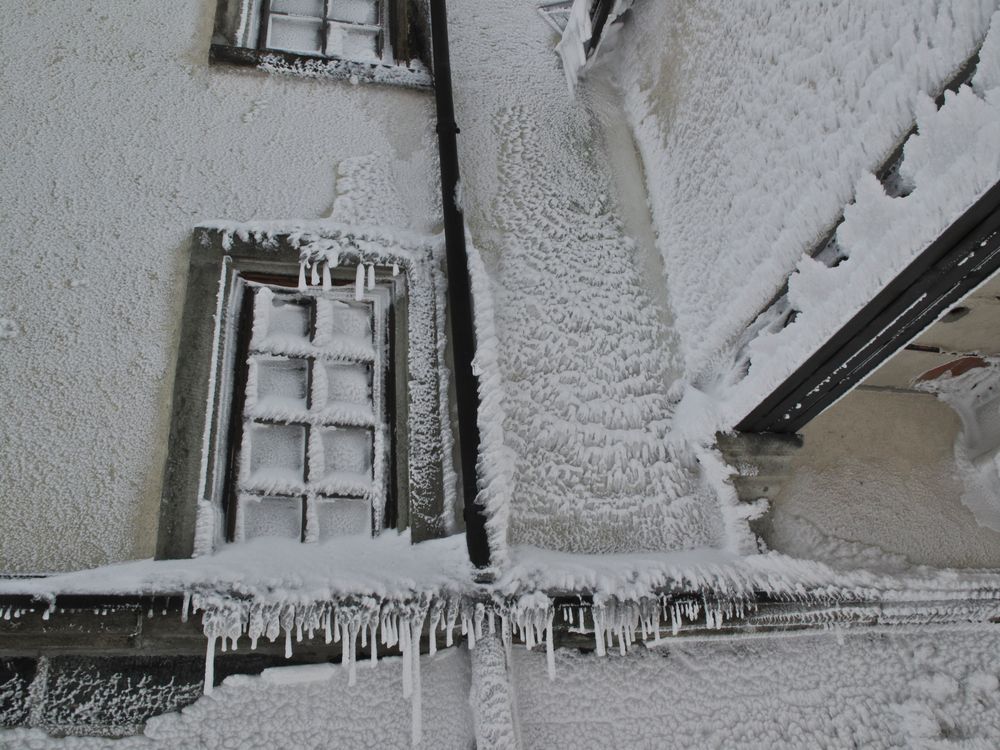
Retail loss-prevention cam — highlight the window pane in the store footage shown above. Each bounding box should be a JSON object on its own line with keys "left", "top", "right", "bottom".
{"left": 328, "top": 300, "right": 371, "bottom": 339}
{"left": 255, "top": 358, "right": 309, "bottom": 413}
{"left": 316, "top": 498, "right": 370, "bottom": 540}
{"left": 253, "top": 292, "right": 312, "bottom": 356}
{"left": 271, "top": 0, "right": 325, "bottom": 17}
{"left": 324, "top": 363, "right": 371, "bottom": 405}
{"left": 327, "top": 0, "right": 377, "bottom": 25}
{"left": 312, "top": 427, "right": 372, "bottom": 495}
{"left": 241, "top": 496, "right": 303, "bottom": 540}
{"left": 267, "top": 15, "right": 323, "bottom": 55}
{"left": 326, "top": 22, "right": 379, "bottom": 63}
{"left": 246, "top": 423, "right": 306, "bottom": 491}
{"left": 313, "top": 300, "right": 375, "bottom": 361}
{"left": 320, "top": 427, "right": 372, "bottom": 474}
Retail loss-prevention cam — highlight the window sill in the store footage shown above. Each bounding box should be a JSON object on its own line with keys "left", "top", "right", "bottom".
{"left": 209, "top": 44, "right": 433, "bottom": 91}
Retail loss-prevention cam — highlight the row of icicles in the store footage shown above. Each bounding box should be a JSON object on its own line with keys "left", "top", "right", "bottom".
{"left": 296, "top": 257, "right": 400, "bottom": 301}
{"left": 183, "top": 591, "right": 756, "bottom": 746}
{"left": 1, "top": 592, "right": 755, "bottom": 747}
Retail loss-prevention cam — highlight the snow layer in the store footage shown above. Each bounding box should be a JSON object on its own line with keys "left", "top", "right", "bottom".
{"left": 511, "top": 626, "right": 1000, "bottom": 749}
{"left": 1, "top": 650, "right": 473, "bottom": 749}
{"left": 448, "top": 0, "right": 733, "bottom": 555}
{"left": 614, "top": 0, "right": 997, "bottom": 405}
{"left": 0, "top": 0, "right": 437, "bottom": 573}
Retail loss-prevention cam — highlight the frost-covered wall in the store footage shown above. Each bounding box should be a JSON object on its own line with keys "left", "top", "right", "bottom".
{"left": 0, "top": 1, "right": 438, "bottom": 573}
{"left": 1, "top": 651, "right": 474, "bottom": 749}
{"left": 511, "top": 627, "right": 1000, "bottom": 748}
{"left": 615, "top": 0, "right": 996, "bottom": 392}
{"left": 447, "top": 0, "right": 733, "bottom": 557}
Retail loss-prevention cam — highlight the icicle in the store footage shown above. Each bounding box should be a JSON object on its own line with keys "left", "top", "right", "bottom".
{"left": 348, "top": 623, "right": 358, "bottom": 687}
{"left": 181, "top": 593, "right": 191, "bottom": 623}
{"left": 311, "top": 262, "right": 320, "bottom": 286}
{"left": 284, "top": 628, "right": 292, "bottom": 659}
{"left": 204, "top": 636, "right": 217, "bottom": 695}
{"left": 593, "top": 610, "right": 606, "bottom": 657}
{"left": 221, "top": 637, "right": 228, "bottom": 653}
{"left": 467, "top": 614, "right": 476, "bottom": 650}
{"left": 334, "top": 611, "right": 341, "bottom": 643}
{"left": 341, "top": 621, "right": 350, "bottom": 670}
{"left": 322, "top": 262, "right": 332, "bottom": 290}
{"left": 324, "top": 612, "right": 332, "bottom": 644}
{"left": 298, "top": 262, "right": 308, "bottom": 291}
{"left": 296, "top": 620, "right": 303, "bottom": 643}
{"left": 428, "top": 607, "right": 440, "bottom": 656}
{"left": 546, "top": 620, "right": 556, "bottom": 680}
{"left": 370, "top": 621, "right": 378, "bottom": 668}
{"left": 354, "top": 263, "right": 364, "bottom": 300}
{"left": 367, "top": 264, "right": 375, "bottom": 289}
{"left": 410, "top": 617, "right": 423, "bottom": 747}
{"left": 489, "top": 611, "right": 496, "bottom": 634}
{"left": 401, "top": 615, "right": 413, "bottom": 699}
{"left": 392, "top": 263, "right": 399, "bottom": 276}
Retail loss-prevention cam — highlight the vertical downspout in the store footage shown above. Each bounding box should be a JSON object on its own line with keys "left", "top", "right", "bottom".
{"left": 429, "top": 0, "right": 491, "bottom": 569}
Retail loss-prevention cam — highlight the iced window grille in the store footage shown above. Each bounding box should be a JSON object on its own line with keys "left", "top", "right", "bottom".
{"left": 262, "top": 0, "right": 384, "bottom": 64}
{"left": 230, "top": 283, "right": 391, "bottom": 543}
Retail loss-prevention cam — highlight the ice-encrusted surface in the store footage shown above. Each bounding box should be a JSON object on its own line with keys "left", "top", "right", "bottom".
{"left": 1, "top": 650, "right": 473, "bottom": 750}
{"left": 615, "top": 0, "right": 997, "bottom": 399}
{"left": 449, "top": 0, "right": 730, "bottom": 555}
{"left": 511, "top": 626, "right": 1000, "bottom": 749}
{"left": 0, "top": 0, "right": 437, "bottom": 574}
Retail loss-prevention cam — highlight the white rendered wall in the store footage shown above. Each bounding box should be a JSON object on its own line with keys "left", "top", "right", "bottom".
{"left": 0, "top": 1, "right": 438, "bottom": 573}
{"left": 763, "top": 389, "right": 1000, "bottom": 569}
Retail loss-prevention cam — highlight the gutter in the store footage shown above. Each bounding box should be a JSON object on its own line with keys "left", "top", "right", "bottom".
{"left": 428, "top": 0, "right": 491, "bottom": 569}
{"left": 738, "top": 178, "right": 1000, "bottom": 434}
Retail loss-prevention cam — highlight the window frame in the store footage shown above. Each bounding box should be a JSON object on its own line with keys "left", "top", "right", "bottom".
{"left": 226, "top": 280, "right": 393, "bottom": 544}
{"left": 157, "top": 225, "right": 454, "bottom": 558}
{"left": 260, "top": 0, "right": 386, "bottom": 63}
{"left": 209, "top": 0, "right": 432, "bottom": 90}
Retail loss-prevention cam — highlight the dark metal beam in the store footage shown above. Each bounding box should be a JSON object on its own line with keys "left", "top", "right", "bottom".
{"left": 738, "top": 179, "right": 1000, "bottom": 434}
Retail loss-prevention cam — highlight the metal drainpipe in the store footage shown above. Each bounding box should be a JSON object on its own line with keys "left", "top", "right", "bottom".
{"left": 429, "top": 0, "right": 491, "bottom": 570}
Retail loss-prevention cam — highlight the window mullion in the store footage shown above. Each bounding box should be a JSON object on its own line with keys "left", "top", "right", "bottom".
{"left": 303, "top": 299, "right": 319, "bottom": 542}
{"left": 321, "top": 0, "right": 331, "bottom": 58}
{"left": 258, "top": 0, "right": 274, "bottom": 53}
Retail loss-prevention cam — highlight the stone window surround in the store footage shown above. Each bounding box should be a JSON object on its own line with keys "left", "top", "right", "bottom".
{"left": 156, "top": 224, "right": 456, "bottom": 560}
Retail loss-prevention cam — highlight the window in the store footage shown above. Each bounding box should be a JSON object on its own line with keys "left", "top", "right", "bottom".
{"left": 263, "top": 0, "right": 383, "bottom": 63}
{"left": 157, "top": 226, "right": 457, "bottom": 558}
{"left": 228, "top": 282, "right": 392, "bottom": 543}
{"left": 209, "top": 0, "right": 431, "bottom": 88}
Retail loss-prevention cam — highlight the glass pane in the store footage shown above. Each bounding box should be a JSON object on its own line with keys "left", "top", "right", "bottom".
{"left": 327, "top": 0, "right": 377, "bottom": 25}
{"left": 271, "top": 0, "right": 324, "bottom": 17}
{"left": 255, "top": 358, "right": 309, "bottom": 413}
{"left": 268, "top": 15, "right": 323, "bottom": 55}
{"left": 329, "top": 300, "right": 371, "bottom": 340}
{"left": 316, "top": 498, "right": 370, "bottom": 540}
{"left": 268, "top": 297, "right": 310, "bottom": 339}
{"left": 326, "top": 22, "right": 379, "bottom": 62}
{"left": 241, "top": 496, "right": 302, "bottom": 540}
{"left": 324, "top": 363, "right": 371, "bottom": 405}
{"left": 320, "top": 427, "right": 372, "bottom": 474}
{"left": 247, "top": 423, "right": 306, "bottom": 490}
